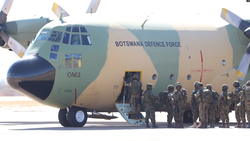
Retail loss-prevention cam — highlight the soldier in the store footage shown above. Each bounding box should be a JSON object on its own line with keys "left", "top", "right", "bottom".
{"left": 190, "top": 81, "right": 199, "bottom": 128}
{"left": 125, "top": 72, "right": 134, "bottom": 102}
{"left": 159, "top": 85, "right": 174, "bottom": 127}
{"left": 195, "top": 83, "right": 212, "bottom": 128}
{"left": 206, "top": 84, "right": 219, "bottom": 128}
{"left": 218, "top": 84, "right": 231, "bottom": 128}
{"left": 241, "top": 81, "right": 250, "bottom": 128}
{"left": 173, "top": 82, "right": 187, "bottom": 128}
{"left": 143, "top": 83, "right": 158, "bottom": 128}
{"left": 232, "top": 81, "right": 245, "bottom": 128}
{"left": 125, "top": 74, "right": 142, "bottom": 119}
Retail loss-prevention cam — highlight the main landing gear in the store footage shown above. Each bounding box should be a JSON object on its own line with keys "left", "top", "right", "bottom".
{"left": 58, "top": 106, "right": 88, "bottom": 127}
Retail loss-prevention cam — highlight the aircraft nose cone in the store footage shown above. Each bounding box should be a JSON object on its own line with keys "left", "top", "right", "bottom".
{"left": 7, "top": 55, "right": 55, "bottom": 102}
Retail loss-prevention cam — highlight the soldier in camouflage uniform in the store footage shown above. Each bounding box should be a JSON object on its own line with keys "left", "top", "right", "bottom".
{"left": 190, "top": 81, "right": 199, "bottom": 128}
{"left": 143, "top": 83, "right": 158, "bottom": 128}
{"left": 218, "top": 84, "right": 231, "bottom": 128}
{"left": 241, "top": 81, "right": 250, "bottom": 128}
{"left": 206, "top": 84, "right": 219, "bottom": 128}
{"left": 173, "top": 82, "right": 187, "bottom": 128}
{"left": 124, "top": 72, "right": 134, "bottom": 102}
{"left": 195, "top": 83, "right": 212, "bottom": 128}
{"left": 232, "top": 81, "right": 245, "bottom": 128}
{"left": 125, "top": 74, "right": 142, "bottom": 119}
{"left": 159, "top": 85, "right": 174, "bottom": 127}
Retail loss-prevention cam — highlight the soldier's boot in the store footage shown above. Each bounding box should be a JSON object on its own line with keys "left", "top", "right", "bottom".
{"left": 226, "top": 122, "right": 230, "bottom": 128}
{"left": 197, "top": 122, "right": 202, "bottom": 128}
{"left": 197, "top": 121, "right": 202, "bottom": 128}
{"left": 242, "top": 122, "right": 246, "bottom": 128}
{"left": 198, "top": 122, "right": 205, "bottom": 128}
{"left": 204, "top": 122, "right": 208, "bottom": 128}
{"left": 210, "top": 123, "right": 215, "bottom": 128}
{"left": 146, "top": 123, "right": 150, "bottom": 128}
{"left": 234, "top": 121, "right": 241, "bottom": 128}
{"left": 167, "top": 122, "right": 173, "bottom": 128}
{"left": 247, "top": 122, "right": 250, "bottom": 128}
{"left": 137, "top": 113, "right": 141, "bottom": 119}
{"left": 179, "top": 123, "right": 184, "bottom": 128}
{"left": 189, "top": 122, "right": 197, "bottom": 128}
{"left": 152, "top": 123, "right": 158, "bottom": 128}
{"left": 219, "top": 121, "right": 225, "bottom": 128}
{"left": 175, "top": 122, "right": 179, "bottom": 128}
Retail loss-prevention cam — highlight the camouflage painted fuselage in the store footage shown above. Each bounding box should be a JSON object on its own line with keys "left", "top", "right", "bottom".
{"left": 7, "top": 14, "right": 250, "bottom": 112}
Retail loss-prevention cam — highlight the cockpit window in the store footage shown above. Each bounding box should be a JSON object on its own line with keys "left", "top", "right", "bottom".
{"left": 80, "top": 27, "right": 88, "bottom": 33}
{"left": 66, "top": 27, "right": 71, "bottom": 32}
{"left": 81, "top": 35, "right": 92, "bottom": 45}
{"left": 36, "top": 30, "right": 50, "bottom": 41}
{"left": 71, "top": 34, "right": 80, "bottom": 45}
{"left": 62, "top": 33, "right": 70, "bottom": 44}
{"left": 72, "top": 27, "right": 79, "bottom": 32}
{"left": 48, "top": 31, "right": 62, "bottom": 42}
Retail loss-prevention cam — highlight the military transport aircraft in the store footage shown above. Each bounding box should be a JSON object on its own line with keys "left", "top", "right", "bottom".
{"left": 3, "top": 0, "right": 250, "bottom": 127}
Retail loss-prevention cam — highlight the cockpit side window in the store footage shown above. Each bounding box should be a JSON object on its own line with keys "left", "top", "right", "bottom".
{"left": 72, "top": 27, "right": 79, "bottom": 32}
{"left": 36, "top": 30, "right": 50, "bottom": 41}
{"left": 48, "top": 31, "right": 63, "bottom": 42}
{"left": 66, "top": 27, "right": 71, "bottom": 32}
{"left": 81, "top": 35, "right": 92, "bottom": 45}
{"left": 71, "top": 34, "right": 80, "bottom": 45}
{"left": 80, "top": 27, "right": 88, "bottom": 33}
{"left": 63, "top": 33, "right": 70, "bottom": 44}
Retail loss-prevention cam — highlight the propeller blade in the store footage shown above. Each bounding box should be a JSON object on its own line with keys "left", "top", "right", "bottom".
{"left": 52, "top": 2, "right": 70, "bottom": 18}
{"left": 0, "top": 0, "right": 13, "bottom": 24}
{"left": 0, "top": 31, "right": 26, "bottom": 58}
{"left": 236, "top": 43, "right": 250, "bottom": 80}
{"left": 86, "top": 0, "right": 101, "bottom": 14}
{"left": 221, "top": 8, "right": 250, "bottom": 32}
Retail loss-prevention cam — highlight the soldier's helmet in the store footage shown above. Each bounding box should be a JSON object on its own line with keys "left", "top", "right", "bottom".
{"left": 233, "top": 80, "right": 239, "bottom": 87}
{"left": 133, "top": 74, "right": 139, "bottom": 79}
{"left": 167, "top": 85, "right": 174, "bottom": 90}
{"left": 243, "top": 84, "right": 246, "bottom": 89}
{"left": 194, "top": 81, "right": 199, "bottom": 87}
{"left": 246, "top": 80, "right": 250, "bottom": 86}
{"left": 175, "top": 83, "right": 182, "bottom": 89}
{"left": 146, "top": 83, "right": 153, "bottom": 88}
{"left": 175, "top": 82, "right": 181, "bottom": 86}
{"left": 222, "top": 84, "right": 228, "bottom": 90}
{"left": 206, "top": 84, "right": 212, "bottom": 89}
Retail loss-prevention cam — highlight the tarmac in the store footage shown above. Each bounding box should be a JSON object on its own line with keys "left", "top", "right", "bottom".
{"left": 0, "top": 97, "right": 250, "bottom": 141}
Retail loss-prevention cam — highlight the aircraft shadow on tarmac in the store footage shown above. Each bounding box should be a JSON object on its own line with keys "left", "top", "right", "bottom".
{"left": 0, "top": 121, "right": 245, "bottom": 130}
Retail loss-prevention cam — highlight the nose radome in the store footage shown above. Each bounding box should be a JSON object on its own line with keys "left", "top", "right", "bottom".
{"left": 7, "top": 55, "right": 55, "bottom": 102}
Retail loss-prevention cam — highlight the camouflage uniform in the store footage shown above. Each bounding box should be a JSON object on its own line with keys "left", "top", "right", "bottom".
{"left": 173, "top": 82, "right": 187, "bottom": 128}
{"left": 195, "top": 83, "right": 212, "bottom": 128}
{"left": 218, "top": 84, "right": 231, "bottom": 128}
{"left": 207, "top": 84, "right": 219, "bottom": 128}
{"left": 159, "top": 85, "right": 174, "bottom": 127}
{"left": 232, "top": 81, "right": 245, "bottom": 128}
{"left": 190, "top": 81, "right": 199, "bottom": 128}
{"left": 125, "top": 74, "right": 142, "bottom": 119}
{"left": 143, "top": 83, "right": 158, "bottom": 128}
{"left": 241, "top": 81, "right": 250, "bottom": 128}
{"left": 125, "top": 74, "right": 134, "bottom": 101}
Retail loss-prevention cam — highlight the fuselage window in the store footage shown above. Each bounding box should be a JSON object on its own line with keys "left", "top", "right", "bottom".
{"left": 63, "top": 33, "right": 70, "bottom": 44}
{"left": 48, "top": 31, "right": 62, "bottom": 42}
{"left": 65, "top": 54, "right": 72, "bottom": 68}
{"left": 81, "top": 35, "right": 92, "bottom": 45}
{"left": 72, "top": 27, "right": 79, "bottom": 32}
{"left": 80, "top": 27, "right": 88, "bottom": 33}
{"left": 66, "top": 27, "right": 71, "bottom": 32}
{"left": 36, "top": 30, "right": 50, "bottom": 41}
{"left": 73, "top": 54, "right": 82, "bottom": 68}
{"left": 49, "top": 53, "right": 58, "bottom": 60}
{"left": 71, "top": 34, "right": 81, "bottom": 45}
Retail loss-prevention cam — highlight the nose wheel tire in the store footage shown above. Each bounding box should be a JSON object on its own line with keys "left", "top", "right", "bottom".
{"left": 58, "top": 109, "right": 71, "bottom": 127}
{"left": 67, "top": 106, "right": 88, "bottom": 127}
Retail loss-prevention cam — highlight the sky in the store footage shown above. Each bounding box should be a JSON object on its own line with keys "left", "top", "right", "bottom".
{"left": 0, "top": 0, "right": 249, "bottom": 81}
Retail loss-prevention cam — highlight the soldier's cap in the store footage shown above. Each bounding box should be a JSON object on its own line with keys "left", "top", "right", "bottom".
{"left": 206, "top": 84, "right": 212, "bottom": 88}
{"left": 222, "top": 84, "right": 228, "bottom": 89}
{"left": 146, "top": 83, "right": 153, "bottom": 87}
{"left": 246, "top": 80, "right": 250, "bottom": 86}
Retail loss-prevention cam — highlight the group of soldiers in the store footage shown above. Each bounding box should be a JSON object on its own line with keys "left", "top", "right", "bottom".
{"left": 124, "top": 73, "right": 250, "bottom": 128}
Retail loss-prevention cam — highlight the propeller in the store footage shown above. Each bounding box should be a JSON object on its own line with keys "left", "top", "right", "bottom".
{"left": 86, "top": 0, "right": 101, "bottom": 14}
{"left": 221, "top": 8, "right": 250, "bottom": 80}
{"left": 0, "top": 0, "right": 26, "bottom": 58}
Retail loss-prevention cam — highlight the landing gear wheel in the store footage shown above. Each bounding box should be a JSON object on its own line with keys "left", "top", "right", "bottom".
{"left": 68, "top": 106, "right": 88, "bottom": 127}
{"left": 58, "top": 109, "right": 71, "bottom": 127}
